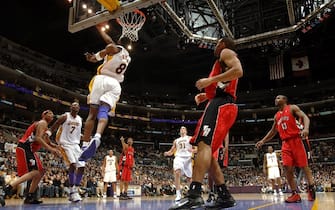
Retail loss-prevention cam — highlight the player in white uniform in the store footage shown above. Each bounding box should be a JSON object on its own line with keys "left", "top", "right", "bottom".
{"left": 164, "top": 126, "right": 197, "bottom": 202}
{"left": 48, "top": 102, "right": 85, "bottom": 202}
{"left": 79, "top": 24, "right": 131, "bottom": 161}
{"left": 101, "top": 150, "right": 119, "bottom": 198}
{"left": 263, "top": 146, "right": 283, "bottom": 196}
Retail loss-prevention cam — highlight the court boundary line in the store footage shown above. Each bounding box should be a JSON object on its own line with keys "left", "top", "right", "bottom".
{"left": 248, "top": 202, "right": 276, "bottom": 210}
{"left": 311, "top": 198, "right": 318, "bottom": 210}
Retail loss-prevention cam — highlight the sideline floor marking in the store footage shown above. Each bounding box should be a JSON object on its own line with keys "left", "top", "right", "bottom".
{"left": 311, "top": 198, "right": 318, "bottom": 210}
{"left": 248, "top": 202, "right": 276, "bottom": 210}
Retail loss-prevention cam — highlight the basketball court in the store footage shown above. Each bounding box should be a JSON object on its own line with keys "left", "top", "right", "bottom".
{"left": 2, "top": 192, "right": 335, "bottom": 210}
{"left": 2, "top": 1, "right": 333, "bottom": 210}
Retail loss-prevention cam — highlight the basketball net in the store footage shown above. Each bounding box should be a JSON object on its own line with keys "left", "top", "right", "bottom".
{"left": 116, "top": 9, "right": 146, "bottom": 42}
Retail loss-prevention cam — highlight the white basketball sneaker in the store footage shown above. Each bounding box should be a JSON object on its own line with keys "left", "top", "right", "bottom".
{"left": 175, "top": 190, "right": 182, "bottom": 202}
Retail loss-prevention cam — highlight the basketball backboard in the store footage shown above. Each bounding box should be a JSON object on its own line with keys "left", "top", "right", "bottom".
{"left": 68, "top": 0, "right": 162, "bottom": 33}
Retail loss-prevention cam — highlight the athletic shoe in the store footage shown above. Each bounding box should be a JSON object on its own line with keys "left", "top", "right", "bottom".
{"left": 24, "top": 197, "right": 43, "bottom": 204}
{"left": 4, "top": 185, "right": 13, "bottom": 198}
{"left": 175, "top": 193, "right": 182, "bottom": 203}
{"left": 102, "top": 193, "right": 107, "bottom": 198}
{"left": 79, "top": 137, "right": 100, "bottom": 161}
{"left": 70, "top": 192, "right": 82, "bottom": 202}
{"left": 307, "top": 186, "right": 316, "bottom": 201}
{"left": 119, "top": 193, "right": 127, "bottom": 200}
{"left": 285, "top": 193, "right": 301, "bottom": 203}
{"left": 168, "top": 194, "right": 204, "bottom": 210}
{"left": 206, "top": 191, "right": 236, "bottom": 209}
{"left": 279, "top": 191, "right": 284, "bottom": 196}
{"left": 0, "top": 195, "right": 5, "bottom": 207}
{"left": 113, "top": 194, "right": 117, "bottom": 199}
{"left": 273, "top": 191, "right": 278, "bottom": 196}
{"left": 206, "top": 192, "right": 215, "bottom": 203}
{"left": 125, "top": 193, "right": 133, "bottom": 200}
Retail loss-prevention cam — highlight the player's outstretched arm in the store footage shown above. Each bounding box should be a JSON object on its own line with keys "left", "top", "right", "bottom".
{"left": 49, "top": 114, "right": 67, "bottom": 134}
{"left": 256, "top": 118, "right": 278, "bottom": 149}
{"left": 96, "top": 24, "right": 116, "bottom": 45}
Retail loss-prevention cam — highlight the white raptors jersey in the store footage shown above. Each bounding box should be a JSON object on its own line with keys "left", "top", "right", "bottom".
{"left": 105, "top": 155, "right": 117, "bottom": 172}
{"left": 266, "top": 152, "right": 279, "bottom": 168}
{"left": 175, "top": 135, "right": 192, "bottom": 158}
{"left": 56, "top": 112, "right": 82, "bottom": 145}
{"left": 99, "top": 45, "right": 131, "bottom": 83}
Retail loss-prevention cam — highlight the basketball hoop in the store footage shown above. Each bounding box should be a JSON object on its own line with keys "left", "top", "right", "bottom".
{"left": 116, "top": 9, "right": 146, "bottom": 42}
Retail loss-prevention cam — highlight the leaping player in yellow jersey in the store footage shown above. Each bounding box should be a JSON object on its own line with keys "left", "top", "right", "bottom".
{"left": 79, "top": 24, "right": 131, "bottom": 161}
{"left": 164, "top": 126, "right": 197, "bottom": 203}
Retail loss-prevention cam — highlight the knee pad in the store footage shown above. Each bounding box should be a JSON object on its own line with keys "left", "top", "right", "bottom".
{"left": 97, "top": 105, "right": 110, "bottom": 120}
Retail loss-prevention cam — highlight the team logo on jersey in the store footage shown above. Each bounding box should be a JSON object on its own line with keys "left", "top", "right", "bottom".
{"left": 29, "top": 159, "right": 36, "bottom": 166}
{"left": 202, "top": 125, "right": 211, "bottom": 137}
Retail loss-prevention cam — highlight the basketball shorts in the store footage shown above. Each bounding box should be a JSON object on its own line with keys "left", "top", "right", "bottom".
{"left": 16, "top": 143, "right": 43, "bottom": 177}
{"left": 88, "top": 75, "right": 121, "bottom": 108}
{"left": 190, "top": 96, "right": 238, "bottom": 154}
{"left": 281, "top": 136, "right": 308, "bottom": 167}
{"left": 103, "top": 170, "right": 117, "bottom": 183}
{"left": 119, "top": 164, "right": 132, "bottom": 182}
{"left": 60, "top": 144, "right": 85, "bottom": 168}
{"left": 267, "top": 167, "right": 281, "bottom": 180}
{"left": 173, "top": 156, "right": 192, "bottom": 178}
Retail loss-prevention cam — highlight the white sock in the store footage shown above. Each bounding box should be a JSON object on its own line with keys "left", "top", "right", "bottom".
{"left": 176, "top": 190, "right": 181, "bottom": 197}
{"left": 94, "top": 133, "right": 101, "bottom": 139}
{"left": 93, "top": 133, "right": 101, "bottom": 148}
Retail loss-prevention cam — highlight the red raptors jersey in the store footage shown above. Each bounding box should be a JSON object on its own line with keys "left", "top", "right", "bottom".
{"left": 275, "top": 105, "right": 301, "bottom": 140}
{"left": 205, "top": 60, "right": 238, "bottom": 100}
{"left": 19, "top": 122, "right": 42, "bottom": 152}
{"left": 120, "top": 146, "right": 134, "bottom": 167}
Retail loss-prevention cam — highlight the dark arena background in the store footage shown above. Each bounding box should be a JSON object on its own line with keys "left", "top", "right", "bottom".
{"left": 1, "top": 0, "right": 335, "bottom": 209}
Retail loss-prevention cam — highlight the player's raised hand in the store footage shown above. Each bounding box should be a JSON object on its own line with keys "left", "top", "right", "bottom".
{"left": 120, "top": 136, "right": 125, "bottom": 142}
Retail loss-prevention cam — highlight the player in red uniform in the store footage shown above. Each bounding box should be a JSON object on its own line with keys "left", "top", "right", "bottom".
{"left": 256, "top": 95, "right": 315, "bottom": 203}
{"left": 169, "top": 37, "right": 243, "bottom": 210}
{"left": 118, "top": 136, "right": 135, "bottom": 200}
{"left": 4, "top": 110, "right": 60, "bottom": 205}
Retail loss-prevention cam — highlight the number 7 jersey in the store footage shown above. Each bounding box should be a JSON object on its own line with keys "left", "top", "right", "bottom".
{"left": 56, "top": 112, "right": 83, "bottom": 145}
{"left": 98, "top": 45, "right": 131, "bottom": 83}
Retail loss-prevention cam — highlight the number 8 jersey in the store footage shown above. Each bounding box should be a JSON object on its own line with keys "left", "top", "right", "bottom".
{"left": 98, "top": 45, "right": 131, "bottom": 83}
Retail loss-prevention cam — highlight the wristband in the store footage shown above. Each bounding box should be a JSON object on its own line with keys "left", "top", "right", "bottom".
{"left": 46, "top": 130, "right": 52, "bottom": 137}
{"left": 95, "top": 52, "right": 103, "bottom": 61}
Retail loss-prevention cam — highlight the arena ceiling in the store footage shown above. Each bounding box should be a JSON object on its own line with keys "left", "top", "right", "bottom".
{"left": 1, "top": 0, "right": 335, "bottom": 100}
